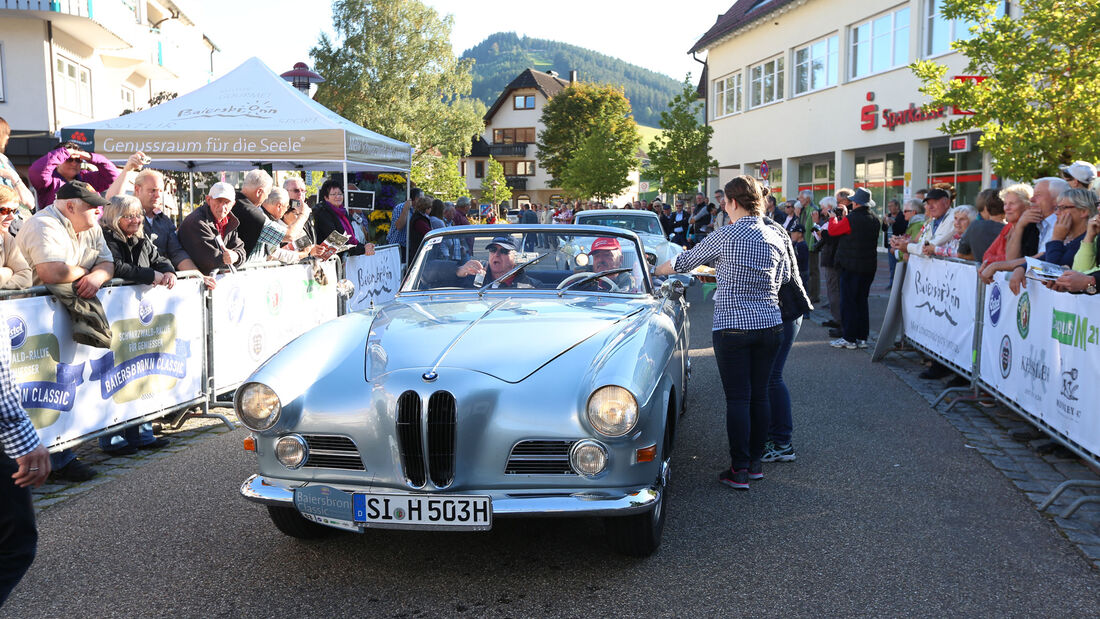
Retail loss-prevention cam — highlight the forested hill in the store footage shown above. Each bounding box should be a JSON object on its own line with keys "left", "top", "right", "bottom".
{"left": 461, "top": 32, "right": 683, "bottom": 128}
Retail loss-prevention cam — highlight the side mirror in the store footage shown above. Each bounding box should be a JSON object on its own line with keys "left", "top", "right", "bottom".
{"left": 658, "top": 279, "right": 686, "bottom": 300}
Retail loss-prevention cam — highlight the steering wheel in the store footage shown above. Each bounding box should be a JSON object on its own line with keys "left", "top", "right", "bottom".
{"left": 556, "top": 272, "right": 620, "bottom": 292}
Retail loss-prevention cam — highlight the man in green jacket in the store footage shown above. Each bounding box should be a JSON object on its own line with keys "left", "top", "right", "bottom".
{"left": 797, "top": 190, "right": 821, "bottom": 303}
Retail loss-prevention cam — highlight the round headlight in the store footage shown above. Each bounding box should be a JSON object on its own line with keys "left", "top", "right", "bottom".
{"left": 236, "top": 382, "right": 282, "bottom": 431}
{"left": 586, "top": 385, "right": 638, "bottom": 437}
{"left": 570, "top": 440, "right": 608, "bottom": 477}
{"left": 275, "top": 435, "right": 308, "bottom": 469}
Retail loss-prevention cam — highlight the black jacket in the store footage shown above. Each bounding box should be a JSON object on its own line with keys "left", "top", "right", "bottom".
{"left": 312, "top": 200, "right": 366, "bottom": 256}
{"left": 103, "top": 227, "right": 174, "bottom": 285}
{"left": 178, "top": 203, "right": 246, "bottom": 275}
{"left": 406, "top": 210, "right": 432, "bottom": 262}
{"left": 835, "top": 206, "right": 881, "bottom": 274}
{"left": 232, "top": 191, "right": 267, "bottom": 256}
{"left": 818, "top": 217, "right": 842, "bottom": 268}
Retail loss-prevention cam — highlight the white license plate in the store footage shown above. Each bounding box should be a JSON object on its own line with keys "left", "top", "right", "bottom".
{"left": 352, "top": 493, "right": 492, "bottom": 530}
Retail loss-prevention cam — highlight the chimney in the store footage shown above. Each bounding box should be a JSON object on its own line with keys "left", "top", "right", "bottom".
{"left": 569, "top": 70, "right": 577, "bottom": 84}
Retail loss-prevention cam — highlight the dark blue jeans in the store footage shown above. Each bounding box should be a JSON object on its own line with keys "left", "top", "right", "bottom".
{"left": 712, "top": 325, "right": 783, "bottom": 470}
{"left": 840, "top": 268, "right": 875, "bottom": 342}
{"left": 768, "top": 317, "right": 802, "bottom": 445}
{"left": 0, "top": 452, "right": 37, "bottom": 606}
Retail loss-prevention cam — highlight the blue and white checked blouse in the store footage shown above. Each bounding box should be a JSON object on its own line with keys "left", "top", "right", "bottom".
{"left": 0, "top": 311, "right": 41, "bottom": 459}
{"left": 674, "top": 216, "right": 791, "bottom": 331}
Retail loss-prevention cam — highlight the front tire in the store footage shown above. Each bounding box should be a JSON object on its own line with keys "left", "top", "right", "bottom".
{"left": 267, "top": 505, "right": 334, "bottom": 539}
{"left": 603, "top": 478, "right": 667, "bottom": 557}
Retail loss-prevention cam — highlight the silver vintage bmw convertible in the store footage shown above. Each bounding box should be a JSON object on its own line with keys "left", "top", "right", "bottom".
{"left": 237, "top": 225, "right": 690, "bottom": 556}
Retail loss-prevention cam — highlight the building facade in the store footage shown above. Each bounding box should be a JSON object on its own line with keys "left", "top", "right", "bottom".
{"left": 462, "top": 67, "right": 642, "bottom": 208}
{"left": 692, "top": 0, "right": 1006, "bottom": 209}
{"left": 0, "top": 0, "right": 217, "bottom": 167}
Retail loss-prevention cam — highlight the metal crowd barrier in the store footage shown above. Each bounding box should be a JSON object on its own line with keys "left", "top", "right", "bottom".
{"left": 878, "top": 254, "right": 1100, "bottom": 517}
{"left": 3, "top": 244, "right": 404, "bottom": 454}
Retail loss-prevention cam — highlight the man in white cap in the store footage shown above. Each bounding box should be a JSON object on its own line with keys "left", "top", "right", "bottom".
{"left": 178, "top": 181, "right": 246, "bottom": 275}
{"left": 1059, "top": 160, "right": 1097, "bottom": 190}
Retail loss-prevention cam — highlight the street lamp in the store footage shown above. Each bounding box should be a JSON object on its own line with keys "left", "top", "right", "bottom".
{"left": 280, "top": 61, "right": 325, "bottom": 97}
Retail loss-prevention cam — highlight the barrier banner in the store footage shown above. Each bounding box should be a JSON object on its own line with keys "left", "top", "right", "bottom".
{"left": 979, "top": 278, "right": 1100, "bottom": 457}
{"left": 211, "top": 262, "right": 338, "bottom": 391}
{"left": 5, "top": 280, "right": 205, "bottom": 449}
{"left": 901, "top": 256, "right": 978, "bottom": 371}
{"left": 344, "top": 245, "right": 401, "bottom": 312}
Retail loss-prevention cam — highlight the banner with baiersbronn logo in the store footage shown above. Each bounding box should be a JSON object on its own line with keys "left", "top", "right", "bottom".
{"left": 901, "top": 256, "right": 978, "bottom": 371}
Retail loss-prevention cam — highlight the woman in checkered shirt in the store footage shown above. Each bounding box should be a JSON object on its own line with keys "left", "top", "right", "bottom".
{"left": 656, "top": 175, "right": 792, "bottom": 490}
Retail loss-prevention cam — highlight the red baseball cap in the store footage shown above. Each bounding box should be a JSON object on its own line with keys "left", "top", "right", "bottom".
{"left": 590, "top": 237, "right": 621, "bottom": 252}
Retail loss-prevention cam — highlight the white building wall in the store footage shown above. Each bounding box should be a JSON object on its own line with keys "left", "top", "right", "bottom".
{"left": 702, "top": 0, "right": 991, "bottom": 205}
{"left": 0, "top": 16, "right": 52, "bottom": 129}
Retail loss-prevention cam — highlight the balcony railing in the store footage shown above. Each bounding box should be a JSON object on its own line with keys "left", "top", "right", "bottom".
{"left": 505, "top": 176, "right": 528, "bottom": 190}
{"left": 488, "top": 143, "right": 529, "bottom": 157}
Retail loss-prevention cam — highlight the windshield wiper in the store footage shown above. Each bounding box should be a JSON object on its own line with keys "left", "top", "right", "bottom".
{"left": 478, "top": 252, "right": 549, "bottom": 296}
{"left": 557, "top": 267, "right": 632, "bottom": 296}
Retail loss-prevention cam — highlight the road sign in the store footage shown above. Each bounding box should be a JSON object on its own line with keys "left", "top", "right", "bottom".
{"left": 760, "top": 160, "right": 769, "bottom": 179}
{"left": 638, "top": 181, "right": 649, "bottom": 192}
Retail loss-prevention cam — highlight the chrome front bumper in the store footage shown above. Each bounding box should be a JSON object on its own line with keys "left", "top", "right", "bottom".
{"left": 240, "top": 472, "right": 664, "bottom": 517}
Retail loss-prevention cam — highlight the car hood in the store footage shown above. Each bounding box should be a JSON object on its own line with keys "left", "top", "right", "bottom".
{"left": 365, "top": 296, "right": 644, "bottom": 383}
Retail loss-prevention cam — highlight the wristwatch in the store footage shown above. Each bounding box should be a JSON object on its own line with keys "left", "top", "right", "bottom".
{"left": 1086, "top": 275, "right": 1098, "bottom": 295}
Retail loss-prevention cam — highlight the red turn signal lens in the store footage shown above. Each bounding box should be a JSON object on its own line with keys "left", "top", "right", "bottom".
{"left": 243, "top": 435, "right": 256, "bottom": 452}
{"left": 635, "top": 444, "right": 657, "bottom": 463}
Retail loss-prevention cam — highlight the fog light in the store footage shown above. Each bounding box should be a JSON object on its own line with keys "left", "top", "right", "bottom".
{"left": 570, "top": 440, "right": 608, "bottom": 477}
{"left": 275, "top": 435, "right": 308, "bottom": 469}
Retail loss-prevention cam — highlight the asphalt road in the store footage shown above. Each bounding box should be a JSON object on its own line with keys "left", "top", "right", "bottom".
{"left": 5, "top": 284, "right": 1099, "bottom": 617}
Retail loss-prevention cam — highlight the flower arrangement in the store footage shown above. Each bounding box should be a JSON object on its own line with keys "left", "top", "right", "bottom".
{"left": 378, "top": 173, "right": 406, "bottom": 185}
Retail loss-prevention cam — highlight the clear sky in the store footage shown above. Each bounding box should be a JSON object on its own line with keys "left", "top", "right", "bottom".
{"left": 198, "top": 0, "right": 734, "bottom": 83}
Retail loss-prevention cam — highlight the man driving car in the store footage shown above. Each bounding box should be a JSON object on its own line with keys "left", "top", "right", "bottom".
{"left": 585, "top": 237, "right": 638, "bottom": 292}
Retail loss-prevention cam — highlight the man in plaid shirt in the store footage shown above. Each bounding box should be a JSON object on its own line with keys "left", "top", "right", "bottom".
{"left": 0, "top": 311, "right": 49, "bottom": 606}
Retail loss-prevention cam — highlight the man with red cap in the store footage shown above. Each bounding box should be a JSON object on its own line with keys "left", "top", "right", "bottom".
{"left": 587, "top": 237, "right": 638, "bottom": 292}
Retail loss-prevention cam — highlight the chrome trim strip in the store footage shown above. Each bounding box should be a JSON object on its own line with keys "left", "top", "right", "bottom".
{"left": 239, "top": 474, "right": 660, "bottom": 516}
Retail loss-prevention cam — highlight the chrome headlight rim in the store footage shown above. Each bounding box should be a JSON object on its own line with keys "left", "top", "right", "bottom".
{"left": 586, "top": 385, "right": 639, "bottom": 437}
{"left": 570, "top": 439, "right": 609, "bottom": 478}
{"left": 275, "top": 434, "right": 309, "bottom": 470}
{"left": 235, "top": 382, "right": 282, "bottom": 432}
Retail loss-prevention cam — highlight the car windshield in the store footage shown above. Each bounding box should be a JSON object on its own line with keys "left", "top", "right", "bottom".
{"left": 576, "top": 213, "right": 664, "bottom": 236}
{"left": 404, "top": 229, "right": 650, "bottom": 295}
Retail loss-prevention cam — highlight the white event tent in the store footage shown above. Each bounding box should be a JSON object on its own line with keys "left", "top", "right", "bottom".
{"left": 60, "top": 57, "right": 411, "bottom": 174}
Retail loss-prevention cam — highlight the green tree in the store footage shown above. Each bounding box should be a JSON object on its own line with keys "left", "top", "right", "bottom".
{"left": 647, "top": 76, "right": 717, "bottom": 196}
{"left": 911, "top": 0, "right": 1100, "bottom": 179}
{"left": 480, "top": 157, "right": 512, "bottom": 208}
{"left": 536, "top": 82, "right": 642, "bottom": 186}
{"left": 311, "top": 0, "right": 486, "bottom": 163}
{"left": 560, "top": 123, "right": 637, "bottom": 203}
{"left": 411, "top": 153, "right": 469, "bottom": 201}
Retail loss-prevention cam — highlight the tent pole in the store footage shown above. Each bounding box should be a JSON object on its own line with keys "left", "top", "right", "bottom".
{"left": 188, "top": 171, "right": 194, "bottom": 219}
{"left": 342, "top": 161, "right": 349, "bottom": 241}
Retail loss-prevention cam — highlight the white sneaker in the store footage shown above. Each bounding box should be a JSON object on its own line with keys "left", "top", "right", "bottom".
{"left": 830, "top": 338, "right": 857, "bottom": 349}
{"left": 856, "top": 340, "right": 869, "bottom": 349}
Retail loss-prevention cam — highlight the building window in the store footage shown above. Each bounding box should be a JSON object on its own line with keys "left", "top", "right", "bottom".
{"left": 56, "top": 56, "right": 92, "bottom": 116}
{"left": 855, "top": 151, "right": 906, "bottom": 217}
{"left": 850, "top": 7, "right": 909, "bottom": 79}
{"left": 513, "top": 94, "right": 535, "bottom": 109}
{"left": 713, "top": 73, "right": 742, "bottom": 118}
{"left": 121, "top": 86, "right": 136, "bottom": 112}
{"left": 749, "top": 56, "right": 784, "bottom": 108}
{"left": 928, "top": 142, "right": 983, "bottom": 205}
{"left": 492, "top": 127, "right": 536, "bottom": 144}
{"left": 797, "top": 160, "right": 836, "bottom": 202}
{"left": 794, "top": 35, "right": 838, "bottom": 95}
{"left": 474, "top": 160, "right": 484, "bottom": 178}
{"left": 925, "top": 0, "right": 1004, "bottom": 57}
{"left": 460, "top": 160, "right": 467, "bottom": 176}
{"left": 503, "top": 161, "right": 535, "bottom": 176}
